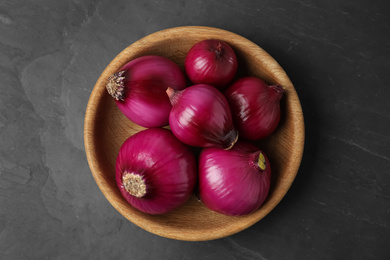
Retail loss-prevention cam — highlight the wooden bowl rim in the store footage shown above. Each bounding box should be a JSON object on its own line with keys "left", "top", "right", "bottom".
{"left": 84, "top": 26, "right": 305, "bottom": 241}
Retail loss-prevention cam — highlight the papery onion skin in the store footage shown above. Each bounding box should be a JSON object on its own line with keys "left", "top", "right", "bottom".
{"left": 185, "top": 39, "right": 238, "bottom": 89}
{"left": 198, "top": 141, "right": 271, "bottom": 216}
{"left": 224, "top": 77, "right": 285, "bottom": 140}
{"left": 167, "top": 84, "right": 238, "bottom": 149}
{"left": 106, "top": 55, "right": 187, "bottom": 128}
{"left": 116, "top": 128, "right": 197, "bottom": 215}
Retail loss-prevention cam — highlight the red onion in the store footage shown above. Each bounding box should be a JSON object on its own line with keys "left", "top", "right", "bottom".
{"left": 224, "top": 77, "right": 285, "bottom": 140}
{"left": 116, "top": 128, "right": 197, "bottom": 215}
{"left": 185, "top": 39, "right": 238, "bottom": 89}
{"left": 198, "top": 141, "right": 271, "bottom": 216}
{"left": 167, "top": 84, "right": 238, "bottom": 149}
{"left": 106, "top": 55, "right": 187, "bottom": 128}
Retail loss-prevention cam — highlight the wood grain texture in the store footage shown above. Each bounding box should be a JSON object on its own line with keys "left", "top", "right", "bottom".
{"left": 84, "top": 26, "right": 305, "bottom": 241}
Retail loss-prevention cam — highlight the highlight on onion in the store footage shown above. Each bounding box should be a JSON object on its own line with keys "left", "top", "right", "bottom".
{"left": 106, "top": 55, "right": 187, "bottom": 128}
{"left": 224, "top": 77, "right": 285, "bottom": 140}
{"left": 185, "top": 39, "right": 238, "bottom": 89}
{"left": 116, "top": 128, "right": 197, "bottom": 215}
{"left": 198, "top": 141, "right": 271, "bottom": 216}
{"left": 167, "top": 84, "right": 238, "bottom": 149}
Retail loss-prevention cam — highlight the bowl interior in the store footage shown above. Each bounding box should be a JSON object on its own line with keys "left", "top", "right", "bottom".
{"left": 84, "top": 26, "right": 304, "bottom": 241}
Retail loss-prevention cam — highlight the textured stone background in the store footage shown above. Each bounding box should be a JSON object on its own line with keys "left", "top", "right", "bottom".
{"left": 0, "top": 0, "right": 389, "bottom": 259}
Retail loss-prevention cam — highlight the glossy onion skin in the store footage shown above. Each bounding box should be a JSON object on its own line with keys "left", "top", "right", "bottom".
{"left": 168, "top": 84, "right": 238, "bottom": 149}
{"left": 185, "top": 40, "right": 238, "bottom": 89}
{"left": 116, "top": 55, "right": 187, "bottom": 127}
{"left": 198, "top": 141, "right": 271, "bottom": 216}
{"left": 116, "top": 128, "right": 197, "bottom": 215}
{"left": 224, "top": 77, "right": 284, "bottom": 140}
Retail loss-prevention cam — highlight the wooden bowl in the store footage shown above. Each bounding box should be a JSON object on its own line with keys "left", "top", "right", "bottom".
{"left": 84, "top": 26, "right": 304, "bottom": 241}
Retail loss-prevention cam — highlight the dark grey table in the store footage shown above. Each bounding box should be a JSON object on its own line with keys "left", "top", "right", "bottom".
{"left": 1, "top": 0, "right": 389, "bottom": 259}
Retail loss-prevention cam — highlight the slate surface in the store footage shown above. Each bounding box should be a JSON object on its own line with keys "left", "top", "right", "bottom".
{"left": 0, "top": 0, "right": 389, "bottom": 259}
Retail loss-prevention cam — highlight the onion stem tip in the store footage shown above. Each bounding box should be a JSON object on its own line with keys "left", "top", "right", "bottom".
{"left": 257, "top": 152, "right": 267, "bottom": 170}
{"left": 166, "top": 87, "right": 180, "bottom": 105}
{"left": 166, "top": 87, "right": 174, "bottom": 97}
{"left": 224, "top": 131, "right": 239, "bottom": 150}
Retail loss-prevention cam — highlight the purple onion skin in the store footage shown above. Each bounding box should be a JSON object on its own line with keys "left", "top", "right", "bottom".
{"left": 185, "top": 40, "right": 238, "bottom": 89}
{"left": 114, "top": 55, "right": 187, "bottom": 128}
{"left": 199, "top": 141, "right": 271, "bottom": 216}
{"left": 116, "top": 128, "right": 197, "bottom": 215}
{"left": 168, "top": 84, "right": 238, "bottom": 149}
{"left": 224, "top": 77, "right": 284, "bottom": 140}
